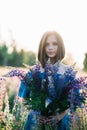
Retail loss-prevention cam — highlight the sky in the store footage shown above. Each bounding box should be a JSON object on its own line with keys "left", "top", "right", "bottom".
{"left": 0, "top": 0, "right": 87, "bottom": 68}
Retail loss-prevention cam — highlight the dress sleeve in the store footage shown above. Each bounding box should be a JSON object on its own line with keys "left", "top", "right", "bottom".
{"left": 18, "top": 81, "right": 30, "bottom": 98}
{"left": 18, "top": 71, "right": 33, "bottom": 98}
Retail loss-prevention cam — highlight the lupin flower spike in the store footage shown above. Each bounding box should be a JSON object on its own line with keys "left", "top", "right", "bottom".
{"left": 2, "top": 69, "right": 26, "bottom": 80}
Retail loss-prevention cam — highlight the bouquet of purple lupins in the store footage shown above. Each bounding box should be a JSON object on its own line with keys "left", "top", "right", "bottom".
{"left": 3, "top": 62, "right": 87, "bottom": 117}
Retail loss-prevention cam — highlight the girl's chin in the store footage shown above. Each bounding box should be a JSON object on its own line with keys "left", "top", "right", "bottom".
{"left": 48, "top": 55, "right": 56, "bottom": 58}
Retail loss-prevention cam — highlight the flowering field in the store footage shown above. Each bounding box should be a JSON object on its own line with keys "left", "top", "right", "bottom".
{"left": 0, "top": 67, "right": 87, "bottom": 130}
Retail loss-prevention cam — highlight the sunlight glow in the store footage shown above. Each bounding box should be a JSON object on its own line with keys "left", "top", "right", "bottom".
{"left": 0, "top": 0, "right": 87, "bottom": 68}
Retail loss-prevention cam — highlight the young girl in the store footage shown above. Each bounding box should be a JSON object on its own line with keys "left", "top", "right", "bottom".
{"left": 18, "top": 31, "right": 70, "bottom": 130}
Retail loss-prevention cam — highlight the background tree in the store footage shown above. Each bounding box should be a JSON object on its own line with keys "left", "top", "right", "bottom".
{"left": 23, "top": 51, "right": 36, "bottom": 66}
{"left": 7, "top": 43, "right": 19, "bottom": 66}
{"left": 83, "top": 52, "right": 87, "bottom": 71}
{"left": 0, "top": 41, "right": 36, "bottom": 67}
{"left": 18, "top": 49, "right": 25, "bottom": 67}
{"left": 0, "top": 43, "right": 8, "bottom": 66}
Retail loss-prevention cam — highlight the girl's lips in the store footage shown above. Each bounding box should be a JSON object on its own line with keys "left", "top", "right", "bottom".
{"left": 47, "top": 52, "right": 55, "bottom": 55}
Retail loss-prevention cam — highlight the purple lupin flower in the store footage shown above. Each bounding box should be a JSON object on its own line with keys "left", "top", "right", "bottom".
{"left": 47, "top": 76, "right": 57, "bottom": 100}
{"left": 32, "top": 64, "right": 43, "bottom": 90}
{"left": 0, "top": 78, "right": 6, "bottom": 81}
{"left": 3, "top": 69, "right": 26, "bottom": 80}
{"left": 64, "top": 67, "right": 76, "bottom": 85}
{"left": 44, "top": 61, "right": 59, "bottom": 100}
{"left": 67, "top": 75, "right": 87, "bottom": 112}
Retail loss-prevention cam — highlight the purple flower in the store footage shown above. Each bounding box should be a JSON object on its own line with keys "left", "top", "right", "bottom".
{"left": 3, "top": 69, "right": 26, "bottom": 80}
{"left": 2, "top": 62, "right": 87, "bottom": 115}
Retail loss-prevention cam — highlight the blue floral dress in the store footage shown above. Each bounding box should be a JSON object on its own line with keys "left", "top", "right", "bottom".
{"left": 18, "top": 68, "right": 70, "bottom": 130}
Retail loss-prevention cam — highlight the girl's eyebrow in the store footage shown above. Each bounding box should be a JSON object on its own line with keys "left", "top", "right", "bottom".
{"left": 46, "top": 41, "right": 58, "bottom": 44}
{"left": 45, "top": 42, "right": 49, "bottom": 44}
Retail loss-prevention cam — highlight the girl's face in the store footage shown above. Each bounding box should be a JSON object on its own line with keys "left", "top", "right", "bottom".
{"left": 45, "top": 35, "right": 58, "bottom": 63}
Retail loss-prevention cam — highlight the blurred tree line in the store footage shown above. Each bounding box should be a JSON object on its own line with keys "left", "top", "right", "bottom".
{"left": 83, "top": 52, "right": 87, "bottom": 71}
{"left": 0, "top": 42, "right": 36, "bottom": 67}
{"left": 0, "top": 41, "right": 87, "bottom": 70}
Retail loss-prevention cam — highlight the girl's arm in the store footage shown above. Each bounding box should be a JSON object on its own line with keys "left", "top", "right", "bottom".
{"left": 18, "top": 70, "right": 33, "bottom": 98}
{"left": 18, "top": 81, "right": 30, "bottom": 98}
{"left": 55, "top": 109, "right": 69, "bottom": 121}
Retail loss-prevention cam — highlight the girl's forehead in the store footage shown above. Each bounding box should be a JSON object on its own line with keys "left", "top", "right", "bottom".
{"left": 46, "top": 35, "right": 57, "bottom": 42}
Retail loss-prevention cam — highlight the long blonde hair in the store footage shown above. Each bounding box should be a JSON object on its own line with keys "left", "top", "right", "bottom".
{"left": 38, "top": 31, "right": 65, "bottom": 67}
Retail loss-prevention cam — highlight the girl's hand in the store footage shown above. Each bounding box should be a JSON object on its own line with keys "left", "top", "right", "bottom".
{"left": 37, "top": 109, "right": 69, "bottom": 125}
{"left": 45, "top": 109, "right": 69, "bottom": 126}
{"left": 56, "top": 109, "right": 69, "bottom": 121}
{"left": 37, "top": 115, "right": 47, "bottom": 124}
{"left": 45, "top": 115, "right": 59, "bottom": 126}
{"left": 37, "top": 115, "right": 58, "bottom": 126}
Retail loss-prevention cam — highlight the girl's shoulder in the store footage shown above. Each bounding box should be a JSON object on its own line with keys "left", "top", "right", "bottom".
{"left": 58, "top": 62, "right": 70, "bottom": 75}
{"left": 58, "top": 62, "right": 76, "bottom": 75}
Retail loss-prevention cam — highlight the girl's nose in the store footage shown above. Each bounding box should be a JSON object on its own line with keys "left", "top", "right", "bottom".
{"left": 48, "top": 44, "right": 53, "bottom": 49}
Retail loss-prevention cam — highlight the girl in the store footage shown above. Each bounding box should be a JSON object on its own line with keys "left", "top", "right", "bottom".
{"left": 18, "top": 31, "right": 70, "bottom": 130}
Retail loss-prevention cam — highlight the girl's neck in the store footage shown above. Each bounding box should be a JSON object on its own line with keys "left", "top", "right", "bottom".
{"left": 48, "top": 58, "right": 55, "bottom": 65}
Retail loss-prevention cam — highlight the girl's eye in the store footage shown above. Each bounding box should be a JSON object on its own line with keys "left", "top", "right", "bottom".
{"left": 45, "top": 42, "right": 57, "bottom": 45}
{"left": 45, "top": 43, "right": 49, "bottom": 46}
{"left": 45, "top": 42, "right": 58, "bottom": 47}
{"left": 53, "top": 42, "right": 58, "bottom": 45}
